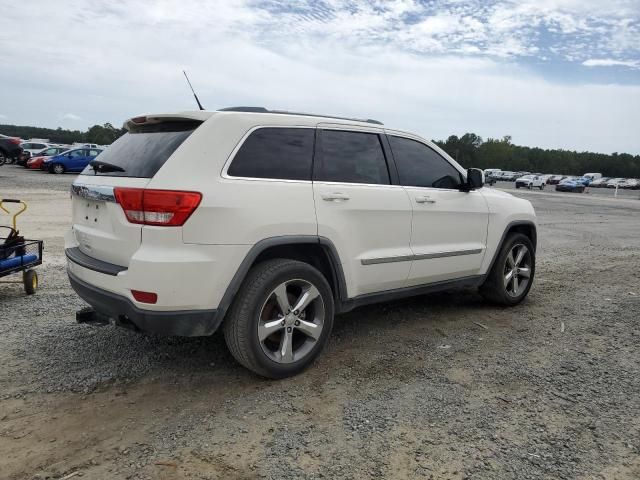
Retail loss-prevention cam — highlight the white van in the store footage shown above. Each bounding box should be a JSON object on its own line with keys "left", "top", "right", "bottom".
{"left": 584, "top": 173, "right": 602, "bottom": 181}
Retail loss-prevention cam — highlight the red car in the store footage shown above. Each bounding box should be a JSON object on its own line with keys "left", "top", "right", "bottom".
{"left": 26, "top": 147, "right": 69, "bottom": 169}
{"left": 26, "top": 155, "right": 48, "bottom": 169}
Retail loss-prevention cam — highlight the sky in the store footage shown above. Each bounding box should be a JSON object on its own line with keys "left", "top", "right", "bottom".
{"left": 0, "top": 0, "right": 639, "bottom": 154}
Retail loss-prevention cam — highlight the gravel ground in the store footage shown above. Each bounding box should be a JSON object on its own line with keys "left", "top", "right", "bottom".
{"left": 1, "top": 166, "right": 639, "bottom": 479}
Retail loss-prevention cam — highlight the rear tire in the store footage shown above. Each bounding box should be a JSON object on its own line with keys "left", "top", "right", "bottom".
{"left": 223, "top": 259, "right": 334, "bottom": 379}
{"left": 480, "top": 233, "right": 535, "bottom": 306}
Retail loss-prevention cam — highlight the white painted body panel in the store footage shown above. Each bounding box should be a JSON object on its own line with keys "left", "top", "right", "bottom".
{"left": 404, "top": 188, "right": 489, "bottom": 285}
{"left": 65, "top": 109, "right": 537, "bottom": 316}
{"left": 313, "top": 182, "right": 413, "bottom": 296}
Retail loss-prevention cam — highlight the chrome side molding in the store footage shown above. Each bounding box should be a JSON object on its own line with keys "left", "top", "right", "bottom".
{"left": 361, "top": 248, "right": 483, "bottom": 265}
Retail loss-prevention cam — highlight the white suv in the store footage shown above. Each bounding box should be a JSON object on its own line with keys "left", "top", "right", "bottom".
{"left": 515, "top": 175, "right": 545, "bottom": 190}
{"left": 65, "top": 107, "right": 537, "bottom": 378}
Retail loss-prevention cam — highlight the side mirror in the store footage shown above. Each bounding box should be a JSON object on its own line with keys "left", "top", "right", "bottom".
{"left": 466, "top": 168, "right": 484, "bottom": 190}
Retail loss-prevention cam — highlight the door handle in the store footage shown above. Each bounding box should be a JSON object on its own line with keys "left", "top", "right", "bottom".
{"left": 415, "top": 195, "right": 436, "bottom": 204}
{"left": 321, "top": 193, "right": 350, "bottom": 201}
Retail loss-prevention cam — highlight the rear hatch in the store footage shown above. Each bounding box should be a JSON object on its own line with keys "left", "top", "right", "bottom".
{"left": 70, "top": 117, "right": 203, "bottom": 267}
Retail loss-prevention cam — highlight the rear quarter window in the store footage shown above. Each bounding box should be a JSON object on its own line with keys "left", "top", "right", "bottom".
{"left": 227, "top": 127, "right": 315, "bottom": 181}
{"left": 81, "top": 121, "right": 200, "bottom": 178}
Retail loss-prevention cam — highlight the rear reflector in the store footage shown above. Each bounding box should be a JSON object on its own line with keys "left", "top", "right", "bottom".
{"left": 114, "top": 188, "right": 202, "bottom": 226}
{"left": 131, "top": 290, "right": 158, "bottom": 304}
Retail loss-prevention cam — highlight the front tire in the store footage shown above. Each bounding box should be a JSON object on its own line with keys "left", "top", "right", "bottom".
{"left": 480, "top": 233, "right": 535, "bottom": 306}
{"left": 50, "top": 163, "right": 65, "bottom": 174}
{"left": 223, "top": 259, "right": 335, "bottom": 379}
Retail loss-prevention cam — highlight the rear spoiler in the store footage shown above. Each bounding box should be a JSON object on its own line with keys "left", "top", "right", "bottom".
{"left": 123, "top": 111, "right": 213, "bottom": 131}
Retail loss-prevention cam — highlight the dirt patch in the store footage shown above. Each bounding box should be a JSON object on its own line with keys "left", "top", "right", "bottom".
{"left": 1, "top": 167, "right": 639, "bottom": 479}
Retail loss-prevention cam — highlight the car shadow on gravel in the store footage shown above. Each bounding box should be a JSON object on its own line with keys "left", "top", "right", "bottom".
{"left": 8, "top": 287, "right": 514, "bottom": 396}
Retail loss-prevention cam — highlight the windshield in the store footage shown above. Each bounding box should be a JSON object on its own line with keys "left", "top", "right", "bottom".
{"left": 80, "top": 120, "right": 201, "bottom": 178}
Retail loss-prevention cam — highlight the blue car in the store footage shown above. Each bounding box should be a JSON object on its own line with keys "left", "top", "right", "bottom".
{"left": 555, "top": 178, "right": 586, "bottom": 193}
{"left": 44, "top": 147, "right": 103, "bottom": 174}
{"left": 574, "top": 176, "right": 591, "bottom": 186}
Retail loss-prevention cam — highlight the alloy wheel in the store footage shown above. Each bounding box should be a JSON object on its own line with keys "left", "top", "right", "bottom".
{"left": 258, "top": 279, "right": 325, "bottom": 364}
{"left": 503, "top": 244, "right": 532, "bottom": 297}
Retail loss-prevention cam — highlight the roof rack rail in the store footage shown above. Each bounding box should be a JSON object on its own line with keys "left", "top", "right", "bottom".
{"left": 217, "top": 107, "right": 383, "bottom": 125}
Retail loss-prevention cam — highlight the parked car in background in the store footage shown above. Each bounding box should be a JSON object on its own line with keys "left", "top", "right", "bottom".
{"left": 589, "top": 177, "right": 610, "bottom": 188}
{"left": 498, "top": 171, "right": 518, "bottom": 181}
{"left": 556, "top": 178, "right": 585, "bottom": 193}
{"left": 26, "top": 147, "right": 71, "bottom": 169}
{"left": 18, "top": 140, "right": 51, "bottom": 164}
{"left": 515, "top": 175, "right": 545, "bottom": 190}
{"left": 0, "top": 134, "right": 23, "bottom": 165}
{"left": 19, "top": 145, "right": 69, "bottom": 166}
{"left": 619, "top": 179, "right": 640, "bottom": 189}
{"left": 43, "top": 147, "right": 103, "bottom": 174}
{"left": 606, "top": 178, "right": 625, "bottom": 188}
{"left": 546, "top": 175, "right": 565, "bottom": 185}
{"left": 20, "top": 141, "right": 50, "bottom": 156}
{"left": 540, "top": 174, "right": 553, "bottom": 183}
{"left": 583, "top": 173, "right": 602, "bottom": 181}
{"left": 574, "top": 177, "right": 592, "bottom": 186}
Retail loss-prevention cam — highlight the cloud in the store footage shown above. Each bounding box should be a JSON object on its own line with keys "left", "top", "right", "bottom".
{"left": 0, "top": 0, "right": 638, "bottom": 154}
{"left": 0, "top": 114, "right": 7, "bottom": 120}
{"left": 59, "top": 113, "right": 82, "bottom": 121}
{"left": 583, "top": 58, "right": 640, "bottom": 68}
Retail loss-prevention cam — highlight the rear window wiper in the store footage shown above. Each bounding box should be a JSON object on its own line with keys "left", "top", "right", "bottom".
{"left": 89, "top": 160, "right": 125, "bottom": 174}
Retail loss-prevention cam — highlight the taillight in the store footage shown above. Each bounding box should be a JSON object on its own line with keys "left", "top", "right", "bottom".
{"left": 10, "top": 138, "right": 21, "bottom": 145}
{"left": 114, "top": 188, "right": 202, "bottom": 226}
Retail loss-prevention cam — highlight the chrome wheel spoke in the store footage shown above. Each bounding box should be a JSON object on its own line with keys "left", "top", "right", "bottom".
{"left": 291, "top": 285, "right": 320, "bottom": 314}
{"left": 504, "top": 243, "right": 532, "bottom": 298}
{"left": 259, "top": 319, "right": 284, "bottom": 341}
{"left": 504, "top": 269, "right": 514, "bottom": 284}
{"left": 258, "top": 278, "right": 326, "bottom": 364}
{"left": 273, "top": 283, "right": 291, "bottom": 316}
{"left": 279, "top": 328, "right": 294, "bottom": 362}
{"left": 296, "top": 319, "right": 321, "bottom": 340}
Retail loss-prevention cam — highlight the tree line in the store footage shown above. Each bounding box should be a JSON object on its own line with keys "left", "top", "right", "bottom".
{"left": 434, "top": 133, "right": 640, "bottom": 178}
{"left": 0, "top": 123, "right": 126, "bottom": 146}
{"left": 2, "top": 123, "right": 639, "bottom": 178}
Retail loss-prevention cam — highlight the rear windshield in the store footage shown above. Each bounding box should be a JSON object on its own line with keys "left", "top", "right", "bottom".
{"left": 81, "top": 121, "right": 200, "bottom": 178}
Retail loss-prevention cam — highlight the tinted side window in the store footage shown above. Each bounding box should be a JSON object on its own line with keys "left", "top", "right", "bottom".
{"left": 228, "top": 128, "right": 314, "bottom": 181}
{"left": 389, "top": 136, "right": 462, "bottom": 189}
{"left": 316, "top": 130, "right": 389, "bottom": 185}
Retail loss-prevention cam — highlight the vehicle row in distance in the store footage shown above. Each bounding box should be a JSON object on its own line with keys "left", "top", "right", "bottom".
{"left": 484, "top": 169, "right": 640, "bottom": 192}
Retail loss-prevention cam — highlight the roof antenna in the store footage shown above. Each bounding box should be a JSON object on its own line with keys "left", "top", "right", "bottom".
{"left": 182, "top": 70, "right": 204, "bottom": 111}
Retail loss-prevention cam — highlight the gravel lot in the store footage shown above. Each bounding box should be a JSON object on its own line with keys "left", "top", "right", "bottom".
{"left": 1, "top": 166, "right": 639, "bottom": 480}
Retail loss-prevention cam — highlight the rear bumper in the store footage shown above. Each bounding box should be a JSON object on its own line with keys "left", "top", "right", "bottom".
{"left": 68, "top": 270, "right": 220, "bottom": 336}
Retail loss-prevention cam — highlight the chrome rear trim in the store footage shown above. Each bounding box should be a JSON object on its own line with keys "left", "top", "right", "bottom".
{"left": 71, "top": 183, "right": 116, "bottom": 202}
